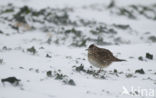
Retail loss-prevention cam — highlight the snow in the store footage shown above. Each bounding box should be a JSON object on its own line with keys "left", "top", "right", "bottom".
{"left": 0, "top": 0, "right": 156, "bottom": 98}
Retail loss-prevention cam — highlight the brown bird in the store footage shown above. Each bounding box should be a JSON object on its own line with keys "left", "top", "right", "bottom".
{"left": 87, "top": 44, "right": 126, "bottom": 72}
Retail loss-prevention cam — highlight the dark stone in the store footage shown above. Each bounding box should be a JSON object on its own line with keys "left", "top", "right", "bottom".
{"left": 86, "top": 70, "right": 94, "bottom": 74}
{"left": 1, "top": 77, "right": 21, "bottom": 86}
{"left": 138, "top": 56, "right": 143, "bottom": 61}
{"left": 27, "top": 46, "right": 36, "bottom": 54}
{"left": 46, "top": 54, "right": 51, "bottom": 58}
{"left": 0, "top": 30, "right": 3, "bottom": 34}
{"left": 75, "top": 64, "right": 85, "bottom": 72}
{"left": 68, "top": 79, "right": 76, "bottom": 86}
{"left": 126, "top": 73, "right": 133, "bottom": 78}
{"left": 107, "top": 0, "right": 115, "bottom": 8}
{"left": 146, "top": 53, "right": 153, "bottom": 60}
{"left": 114, "top": 69, "right": 118, "bottom": 73}
{"left": 100, "top": 76, "right": 106, "bottom": 79}
{"left": 55, "top": 73, "right": 65, "bottom": 80}
{"left": 148, "top": 36, "right": 156, "bottom": 42}
{"left": 135, "top": 69, "right": 145, "bottom": 74}
{"left": 47, "top": 71, "right": 52, "bottom": 77}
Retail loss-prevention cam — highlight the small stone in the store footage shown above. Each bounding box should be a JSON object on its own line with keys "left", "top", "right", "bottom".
{"left": 1, "top": 77, "right": 21, "bottom": 86}
{"left": 126, "top": 73, "right": 133, "bottom": 78}
{"left": 0, "top": 59, "right": 3, "bottom": 64}
{"left": 27, "top": 46, "right": 36, "bottom": 54}
{"left": 75, "top": 64, "right": 85, "bottom": 72}
{"left": 19, "top": 67, "right": 24, "bottom": 69}
{"left": 46, "top": 54, "right": 51, "bottom": 58}
{"left": 100, "top": 76, "right": 105, "bottom": 79}
{"left": 138, "top": 56, "right": 143, "bottom": 61}
{"left": 55, "top": 73, "right": 65, "bottom": 80}
{"left": 0, "top": 30, "right": 3, "bottom": 34}
{"left": 68, "top": 79, "right": 76, "bottom": 86}
{"left": 35, "top": 69, "right": 39, "bottom": 73}
{"left": 47, "top": 71, "right": 52, "bottom": 77}
{"left": 135, "top": 68, "right": 145, "bottom": 74}
{"left": 146, "top": 53, "right": 153, "bottom": 60}
{"left": 114, "top": 69, "right": 118, "bottom": 73}
{"left": 86, "top": 70, "right": 94, "bottom": 74}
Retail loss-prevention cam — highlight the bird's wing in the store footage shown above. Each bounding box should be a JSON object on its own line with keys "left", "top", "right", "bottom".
{"left": 95, "top": 48, "right": 115, "bottom": 61}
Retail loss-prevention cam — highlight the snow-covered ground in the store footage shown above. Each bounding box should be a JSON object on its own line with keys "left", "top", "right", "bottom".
{"left": 0, "top": 0, "right": 156, "bottom": 98}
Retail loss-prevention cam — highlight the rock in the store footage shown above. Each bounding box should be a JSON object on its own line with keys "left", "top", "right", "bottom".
{"left": 75, "top": 64, "right": 85, "bottom": 72}
{"left": 46, "top": 54, "right": 52, "bottom": 58}
{"left": 55, "top": 73, "right": 65, "bottom": 80}
{"left": 138, "top": 56, "right": 144, "bottom": 61}
{"left": 135, "top": 69, "right": 145, "bottom": 74}
{"left": 146, "top": 53, "right": 153, "bottom": 60}
{"left": 0, "top": 59, "right": 3, "bottom": 64}
{"left": 47, "top": 71, "right": 52, "bottom": 77}
{"left": 0, "top": 30, "right": 3, "bottom": 34}
{"left": 114, "top": 69, "right": 118, "bottom": 73}
{"left": 27, "top": 46, "right": 36, "bottom": 54}
{"left": 126, "top": 73, "right": 133, "bottom": 78}
{"left": 68, "top": 79, "right": 76, "bottom": 86}
{"left": 1, "top": 77, "right": 21, "bottom": 86}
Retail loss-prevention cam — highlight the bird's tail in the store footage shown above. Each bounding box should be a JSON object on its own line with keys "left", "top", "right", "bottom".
{"left": 114, "top": 58, "right": 126, "bottom": 62}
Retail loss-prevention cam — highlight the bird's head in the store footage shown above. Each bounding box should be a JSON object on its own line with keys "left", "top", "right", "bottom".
{"left": 86, "top": 44, "right": 97, "bottom": 53}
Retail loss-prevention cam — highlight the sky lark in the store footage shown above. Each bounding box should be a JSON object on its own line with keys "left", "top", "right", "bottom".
{"left": 87, "top": 44, "right": 126, "bottom": 72}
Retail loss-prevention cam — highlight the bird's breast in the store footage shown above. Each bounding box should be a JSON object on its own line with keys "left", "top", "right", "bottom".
{"left": 88, "top": 53, "right": 111, "bottom": 68}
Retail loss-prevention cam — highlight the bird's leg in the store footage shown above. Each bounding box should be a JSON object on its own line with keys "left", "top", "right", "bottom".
{"left": 98, "top": 68, "right": 102, "bottom": 73}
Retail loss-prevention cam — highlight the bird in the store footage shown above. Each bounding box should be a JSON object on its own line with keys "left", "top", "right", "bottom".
{"left": 87, "top": 44, "right": 126, "bottom": 72}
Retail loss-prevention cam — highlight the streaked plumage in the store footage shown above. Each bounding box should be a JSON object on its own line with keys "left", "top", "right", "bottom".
{"left": 87, "top": 44, "right": 126, "bottom": 71}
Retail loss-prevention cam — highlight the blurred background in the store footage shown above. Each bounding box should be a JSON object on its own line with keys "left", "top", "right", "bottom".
{"left": 0, "top": 0, "right": 156, "bottom": 98}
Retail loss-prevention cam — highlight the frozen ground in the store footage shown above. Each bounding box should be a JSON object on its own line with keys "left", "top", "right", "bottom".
{"left": 0, "top": 0, "right": 156, "bottom": 98}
